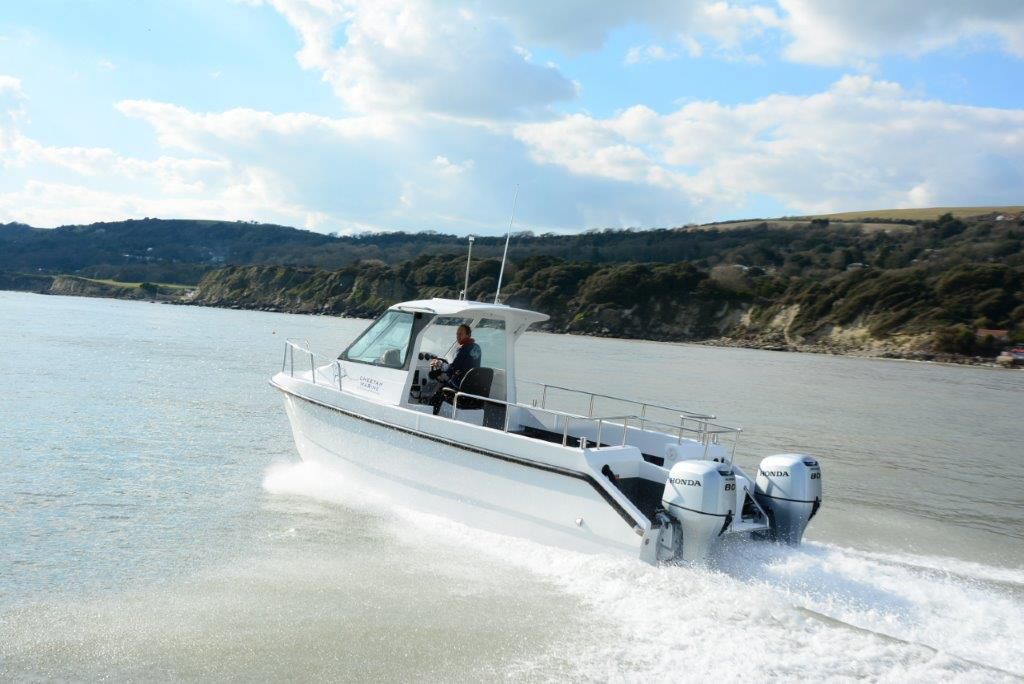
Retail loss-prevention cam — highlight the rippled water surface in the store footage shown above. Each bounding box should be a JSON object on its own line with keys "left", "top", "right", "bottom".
{"left": 2, "top": 292, "right": 1022, "bottom": 681}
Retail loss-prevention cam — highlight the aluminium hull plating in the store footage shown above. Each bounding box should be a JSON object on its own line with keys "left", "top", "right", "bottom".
{"left": 276, "top": 385, "right": 646, "bottom": 556}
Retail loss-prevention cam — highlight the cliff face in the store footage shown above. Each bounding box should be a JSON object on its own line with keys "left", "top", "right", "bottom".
{"left": 187, "top": 262, "right": 963, "bottom": 359}
{"left": 0, "top": 272, "right": 54, "bottom": 293}
{"left": 186, "top": 265, "right": 415, "bottom": 316}
{"left": 49, "top": 276, "right": 140, "bottom": 299}
{"left": 187, "top": 263, "right": 751, "bottom": 340}
{"left": 0, "top": 272, "right": 182, "bottom": 301}
{"left": 7, "top": 248, "right": 1017, "bottom": 362}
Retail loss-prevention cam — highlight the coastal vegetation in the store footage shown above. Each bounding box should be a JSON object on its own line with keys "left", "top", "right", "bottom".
{"left": 2, "top": 209, "right": 1022, "bottom": 359}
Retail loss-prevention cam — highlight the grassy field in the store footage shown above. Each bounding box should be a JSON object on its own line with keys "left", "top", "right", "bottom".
{"left": 76, "top": 277, "right": 194, "bottom": 290}
{"left": 702, "top": 219, "right": 912, "bottom": 232}
{"left": 812, "top": 206, "right": 1024, "bottom": 221}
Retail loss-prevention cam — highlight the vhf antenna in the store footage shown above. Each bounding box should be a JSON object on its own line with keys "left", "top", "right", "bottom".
{"left": 461, "top": 235, "right": 475, "bottom": 301}
{"left": 494, "top": 186, "right": 518, "bottom": 304}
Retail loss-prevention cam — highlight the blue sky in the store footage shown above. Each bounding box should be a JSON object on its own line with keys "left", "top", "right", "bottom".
{"left": 0, "top": 1, "right": 1022, "bottom": 234}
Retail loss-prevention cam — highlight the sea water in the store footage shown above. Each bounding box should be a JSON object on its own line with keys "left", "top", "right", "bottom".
{"left": 1, "top": 291, "right": 1022, "bottom": 681}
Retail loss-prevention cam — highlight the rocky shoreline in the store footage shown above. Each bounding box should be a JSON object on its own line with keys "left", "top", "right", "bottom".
{"left": 174, "top": 292, "right": 1013, "bottom": 368}
{"left": 3, "top": 279, "right": 1015, "bottom": 369}
{"left": 694, "top": 336, "right": 1009, "bottom": 367}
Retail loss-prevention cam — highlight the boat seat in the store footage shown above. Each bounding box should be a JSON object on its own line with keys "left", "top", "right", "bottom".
{"left": 440, "top": 368, "right": 508, "bottom": 429}
{"left": 380, "top": 347, "right": 402, "bottom": 367}
{"left": 445, "top": 367, "right": 494, "bottom": 410}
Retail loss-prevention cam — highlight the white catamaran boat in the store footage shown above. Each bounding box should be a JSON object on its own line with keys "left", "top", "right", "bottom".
{"left": 271, "top": 297, "right": 823, "bottom": 563}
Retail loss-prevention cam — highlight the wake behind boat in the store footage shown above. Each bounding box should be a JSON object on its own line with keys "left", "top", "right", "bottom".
{"left": 271, "top": 296, "right": 823, "bottom": 563}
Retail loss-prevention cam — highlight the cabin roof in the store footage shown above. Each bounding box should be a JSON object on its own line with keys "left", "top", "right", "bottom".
{"left": 389, "top": 297, "right": 549, "bottom": 326}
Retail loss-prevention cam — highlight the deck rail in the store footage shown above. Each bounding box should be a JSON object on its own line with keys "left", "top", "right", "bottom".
{"left": 282, "top": 339, "right": 346, "bottom": 391}
{"left": 451, "top": 391, "right": 740, "bottom": 462}
{"left": 519, "top": 378, "right": 715, "bottom": 421}
{"left": 517, "top": 378, "right": 741, "bottom": 457}
{"left": 280, "top": 340, "right": 740, "bottom": 461}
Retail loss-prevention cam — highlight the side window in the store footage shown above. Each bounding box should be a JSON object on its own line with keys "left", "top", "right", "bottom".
{"left": 341, "top": 311, "right": 415, "bottom": 368}
{"left": 474, "top": 318, "right": 506, "bottom": 370}
{"left": 418, "top": 317, "right": 472, "bottom": 359}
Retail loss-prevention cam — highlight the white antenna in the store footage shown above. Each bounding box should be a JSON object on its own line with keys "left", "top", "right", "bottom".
{"left": 494, "top": 186, "right": 518, "bottom": 304}
{"left": 461, "top": 235, "right": 475, "bottom": 301}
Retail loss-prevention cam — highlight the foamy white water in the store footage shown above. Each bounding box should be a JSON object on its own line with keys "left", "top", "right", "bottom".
{"left": 2, "top": 292, "right": 1022, "bottom": 681}
{"left": 265, "top": 461, "right": 1024, "bottom": 682}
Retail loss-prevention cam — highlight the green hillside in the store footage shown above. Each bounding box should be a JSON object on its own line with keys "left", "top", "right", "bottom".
{"left": 4, "top": 209, "right": 1023, "bottom": 360}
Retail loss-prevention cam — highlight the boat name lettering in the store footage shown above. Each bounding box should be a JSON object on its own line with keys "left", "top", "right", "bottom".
{"left": 358, "top": 376, "right": 384, "bottom": 393}
{"left": 670, "top": 478, "right": 701, "bottom": 487}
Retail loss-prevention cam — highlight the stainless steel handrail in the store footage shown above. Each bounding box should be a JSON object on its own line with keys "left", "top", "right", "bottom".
{"left": 280, "top": 341, "right": 740, "bottom": 459}
{"left": 450, "top": 390, "right": 651, "bottom": 448}
{"left": 450, "top": 389, "right": 591, "bottom": 446}
{"left": 595, "top": 414, "right": 637, "bottom": 447}
{"left": 519, "top": 378, "right": 741, "bottom": 458}
{"left": 519, "top": 378, "right": 717, "bottom": 420}
{"left": 282, "top": 340, "right": 344, "bottom": 391}
{"left": 633, "top": 414, "right": 743, "bottom": 463}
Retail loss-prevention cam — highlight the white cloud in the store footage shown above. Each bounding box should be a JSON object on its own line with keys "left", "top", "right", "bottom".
{"left": 0, "top": 75, "right": 27, "bottom": 156}
{"left": 493, "top": 1, "right": 1024, "bottom": 64}
{"left": 625, "top": 44, "right": 681, "bottom": 65}
{"left": 432, "top": 155, "right": 474, "bottom": 175}
{"left": 780, "top": 0, "right": 1024, "bottom": 65}
{"left": 494, "top": 1, "right": 780, "bottom": 59}
{"left": 0, "top": 74, "right": 22, "bottom": 96}
{"left": 0, "top": 176, "right": 321, "bottom": 229}
{"left": 516, "top": 75, "right": 1024, "bottom": 214}
{"left": 251, "top": 0, "right": 576, "bottom": 118}
{"left": 491, "top": 1, "right": 697, "bottom": 53}
{"left": 115, "top": 100, "right": 395, "bottom": 153}
{"left": 0, "top": 90, "right": 331, "bottom": 229}
{"left": 5, "top": 2, "right": 1024, "bottom": 235}
{"left": 98, "top": 59, "right": 115, "bottom": 70}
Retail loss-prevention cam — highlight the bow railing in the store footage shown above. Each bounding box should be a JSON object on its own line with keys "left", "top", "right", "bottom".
{"left": 282, "top": 339, "right": 346, "bottom": 391}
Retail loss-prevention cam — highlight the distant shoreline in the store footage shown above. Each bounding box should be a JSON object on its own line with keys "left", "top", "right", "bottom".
{"left": 4, "top": 285, "right": 1014, "bottom": 370}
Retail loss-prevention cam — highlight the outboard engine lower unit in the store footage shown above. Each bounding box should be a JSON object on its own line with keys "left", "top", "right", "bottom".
{"left": 661, "top": 461, "right": 735, "bottom": 561}
{"left": 754, "top": 454, "right": 822, "bottom": 544}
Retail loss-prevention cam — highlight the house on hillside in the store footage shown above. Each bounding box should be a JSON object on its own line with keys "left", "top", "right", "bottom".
{"left": 976, "top": 329, "right": 1010, "bottom": 342}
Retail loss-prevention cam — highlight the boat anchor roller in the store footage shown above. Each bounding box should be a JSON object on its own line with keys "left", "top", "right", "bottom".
{"left": 660, "top": 460, "right": 736, "bottom": 561}
{"left": 754, "top": 454, "right": 822, "bottom": 544}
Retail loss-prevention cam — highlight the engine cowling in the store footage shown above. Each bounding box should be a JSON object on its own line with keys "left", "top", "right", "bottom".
{"left": 754, "top": 454, "right": 822, "bottom": 544}
{"left": 661, "top": 460, "right": 736, "bottom": 561}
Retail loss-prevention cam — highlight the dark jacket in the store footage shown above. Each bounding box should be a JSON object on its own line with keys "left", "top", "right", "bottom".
{"left": 449, "top": 338, "right": 481, "bottom": 386}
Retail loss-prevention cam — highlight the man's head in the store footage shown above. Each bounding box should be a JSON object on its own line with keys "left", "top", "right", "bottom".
{"left": 456, "top": 324, "right": 472, "bottom": 344}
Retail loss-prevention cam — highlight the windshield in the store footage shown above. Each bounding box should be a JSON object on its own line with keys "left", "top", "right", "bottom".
{"left": 341, "top": 310, "right": 415, "bottom": 368}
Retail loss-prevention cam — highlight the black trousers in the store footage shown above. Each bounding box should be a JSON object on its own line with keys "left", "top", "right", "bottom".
{"left": 430, "top": 382, "right": 458, "bottom": 415}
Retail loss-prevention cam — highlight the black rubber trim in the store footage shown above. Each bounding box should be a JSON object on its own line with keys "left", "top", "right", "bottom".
{"left": 271, "top": 381, "right": 644, "bottom": 530}
{"left": 718, "top": 510, "right": 734, "bottom": 536}
{"left": 808, "top": 497, "right": 821, "bottom": 521}
{"left": 756, "top": 492, "right": 818, "bottom": 504}
{"left": 664, "top": 501, "right": 727, "bottom": 518}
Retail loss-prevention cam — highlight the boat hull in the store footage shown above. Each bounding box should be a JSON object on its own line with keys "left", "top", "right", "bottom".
{"left": 279, "top": 389, "right": 645, "bottom": 556}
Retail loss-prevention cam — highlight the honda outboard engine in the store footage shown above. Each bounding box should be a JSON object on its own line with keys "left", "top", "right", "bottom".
{"left": 661, "top": 460, "right": 735, "bottom": 561}
{"left": 754, "top": 454, "right": 822, "bottom": 544}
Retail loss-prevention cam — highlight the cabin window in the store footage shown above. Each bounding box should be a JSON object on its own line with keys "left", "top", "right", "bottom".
{"left": 417, "top": 316, "right": 473, "bottom": 360}
{"left": 474, "top": 318, "right": 506, "bottom": 370}
{"left": 341, "top": 310, "right": 416, "bottom": 368}
{"left": 418, "top": 317, "right": 507, "bottom": 370}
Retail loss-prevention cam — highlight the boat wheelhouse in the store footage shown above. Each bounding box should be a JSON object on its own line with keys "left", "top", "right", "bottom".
{"left": 272, "top": 297, "right": 822, "bottom": 562}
